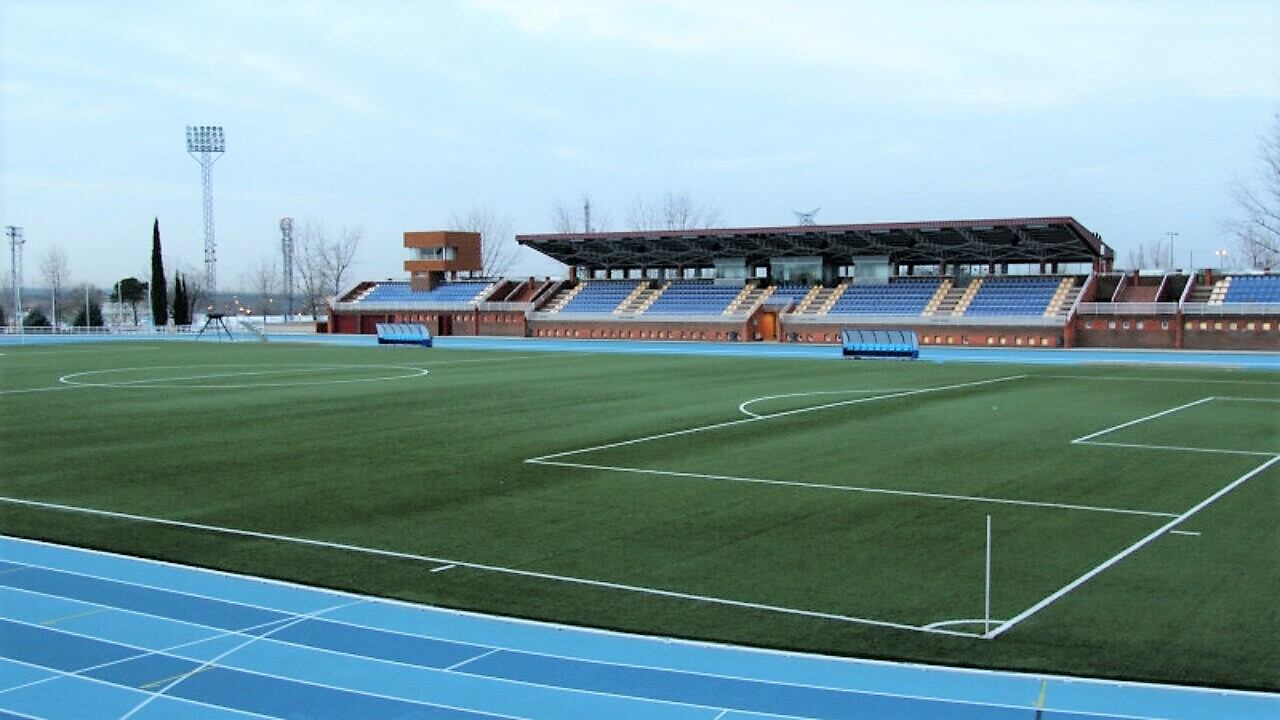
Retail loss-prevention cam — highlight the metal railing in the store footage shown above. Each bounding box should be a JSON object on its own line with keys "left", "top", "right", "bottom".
{"left": 783, "top": 313, "right": 1066, "bottom": 327}
{"left": 1076, "top": 302, "right": 1179, "bottom": 315}
{"left": 1181, "top": 302, "right": 1280, "bottom": 315}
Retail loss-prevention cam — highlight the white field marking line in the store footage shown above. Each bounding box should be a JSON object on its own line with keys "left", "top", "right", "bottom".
{"left": 988, "top": 454, "right": 1280, "bottom": 640}
{"left": 0, "top": 385, "right": 77, "bottom": 395}
{"left": 116, "top": 599, "right": 366, "bottom": 720}
{"left": 1070, "top": 397, "right": 1215, "bottom": 444}
{"left": 58, "top": 363, "right": 430, "bottom": 389}
{"left": 0, "top": 346, "right": 163, "bottom": 356}
{"left": 1212, "top": 396, "right": 1280, "bottom": 402}
{"left": 0, "top": 618, "right": 533, "bottom": 720}
{"left": 924, "top": 618, "right": 1011, "bottom": 630}
{"left": 529, "top": 460, "right": 1177, "bottom": 518}
{"left": 1073, "top": 440, "right": 1277, "bottom": 457}
{"left": 10, "top": 538, "right": 1275, "bottom": 703}
{"left": 737, "top": 388, "right": 920, "bottom": 418}
{"left": 711, "top": 710, "right": 729, "bottom": 720}
{"left": 0, "top": 356, "right": 510, "bottom": 395}
{"left": 430, "top": 563, "right": 457, "bottom": 573}
{"left": 0, "top": 497, "right": 977, "bottom": 639}
{"left": 1169, "top": 530, "right": 1201, "bottom": 537}
{"left": 62, "top": 365, "right": 355, "bottom": 386}
{"left": 1036, "top": 374, "right": 1280, "bottom": 386}
{"left": 529, "top": 374, "right": 1027, "bottom": 463}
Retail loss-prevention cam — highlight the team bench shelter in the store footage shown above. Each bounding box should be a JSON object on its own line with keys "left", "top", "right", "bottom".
{"left": 376, "top": 323, "right": 433, "bottom": 347}
{"left": 841, "top": 328, "right": 919, "bottom": 359}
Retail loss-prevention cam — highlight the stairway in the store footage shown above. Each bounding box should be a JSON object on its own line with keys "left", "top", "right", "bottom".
{"left": 922, "top": 279, "right": 953, "bottom": 315}
{"left": 930, "top": 283, "right": 967, "bottom": 316}
{"left": 617, "top": 282, "right": 663, "bottom": 314}
{"left": 1045, "top": 277, "right": 1079, "bottom": 316}
{"left": 543, "top": 282, "right": 583, "bottom": 312}
{"left": 797, "top": 283, "right": 845, "bottom": 315}
{"left": 726, "top": 283, "right": 770, "bottom": 314}
{"left": 949, "top": 278, "right": 982, "bottom": 316}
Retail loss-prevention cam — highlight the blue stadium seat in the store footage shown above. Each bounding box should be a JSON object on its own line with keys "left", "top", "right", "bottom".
{"left": 358, "top": 281, "right": 490, "bottom": 304}
{"left": 963, "top": 276, "right": 1061, "bottom": 316}
{"left": 828, "top": 278, "right": 941, "bottom": 316}
{"left": 1223, "top": 275, "right": 1280, "bottom": 303}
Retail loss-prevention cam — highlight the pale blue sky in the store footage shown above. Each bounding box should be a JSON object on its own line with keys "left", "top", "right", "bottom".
{"left": 2, "top": 0, "right": 1277, "bottom": 288}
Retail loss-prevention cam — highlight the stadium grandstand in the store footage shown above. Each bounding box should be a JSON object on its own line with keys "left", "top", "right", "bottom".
{"left": 328, "top": 217, "right": 1280, "bottom": 351}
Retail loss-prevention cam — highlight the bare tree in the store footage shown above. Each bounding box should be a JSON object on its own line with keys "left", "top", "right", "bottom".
{"left": 323, "top": 225, "right": 362, "bottom": 296}
{"left": 39, "top": 245, "right": 70, "bottom": 326}
{"left": 1226, "top": 113, "right": 1280, "bottom": 269}
{"left": 296, "top": 225, "right": 328, "bottom": 320}
{"left": 179, "top": 263, "right": 210, "bottom": 319}
{"left": 244, "top": 256, "right": 280, "bottom": 319}
{"left": 627, "top": 191, "right": 722, "bottom": 231}
{"left": 549, "top": 194, "right": 611, "bottom": 234}
{"left": 1124, "top": 240, "right": 1172, "bottom": 270}
{"left": 294, "top": 222, "right": 361, "bottom": 317}
{"left": 448, "top": 205, "right": 517, "bottom": 277}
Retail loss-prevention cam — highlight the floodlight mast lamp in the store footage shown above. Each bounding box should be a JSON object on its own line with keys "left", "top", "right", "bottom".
{"left": 280, "top": 217, "right": 295, "bottom": 318}
{"left": 5, "top": 225, "right": 23, "bottom": 331}
{"left": 186, "top": 125, "right": 225, "bottom": 295}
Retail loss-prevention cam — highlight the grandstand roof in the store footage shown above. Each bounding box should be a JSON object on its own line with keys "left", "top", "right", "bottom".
{"left": 517, "top": 217, "right": 1111, "bottom": 269}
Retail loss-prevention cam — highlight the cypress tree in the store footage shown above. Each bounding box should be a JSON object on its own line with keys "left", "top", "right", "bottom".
{"left": 150, "top": 218, "right": 168, "bottom": 326}
{"left": 172, "top": 273, "right": 189, "bottom": 326}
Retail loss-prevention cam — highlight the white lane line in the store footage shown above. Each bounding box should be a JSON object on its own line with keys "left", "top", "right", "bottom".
{"left": 988, "top": 454, "right": 1280, "bottom": 639}
{"left": 1169, "top": 530, "right": 1201, "bottom": 537}
{"left": 531, "top": 375, "right": 1027, "bottom": 462}
{"left": 1212, "top": 396, "right": 1280, "bottom": 403}
{"left": 429, "top": 564, "right": 457, "bottom": 573}
{"left": 117, "top": 600, "right": 365, "bottom": 720}
{"left": 7, "top": 535, "right": 1274, "bottom": 702}
{"left": 444, "top": 647, "right": 499, "bottom": 672}
{"left": 528, "top": 460, "right": 1177, "bottom": 518}
{"left": 0, "top": 497, "right": 976, "bottom": 637}
{"left": 1071, "top": 397, "right": 1215, "bottom": 444}
{"left": 0, "top": 583, "right": 727, "bottom": 716}
{"left": 0, "top": 617, "right": 532, "bottom": 720}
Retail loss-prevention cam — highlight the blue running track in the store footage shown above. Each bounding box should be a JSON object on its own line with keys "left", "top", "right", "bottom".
{"left": 0, "top": 537, "right": 1275, "bottom": 720}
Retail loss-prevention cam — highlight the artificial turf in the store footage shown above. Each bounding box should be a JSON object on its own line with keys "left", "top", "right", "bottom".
{"left": 1, "top": 340, "right": 1276, "bottom": 690}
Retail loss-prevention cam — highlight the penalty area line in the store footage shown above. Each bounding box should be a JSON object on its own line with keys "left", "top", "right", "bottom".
{"left": 527, "top": 459, "right": 1177, "bottom": 518}
{"left": 0, "top": 495, "right": 978, "bottom": 638}
{"left": 987, "top": 454, "right": 1280, "bottom": 639}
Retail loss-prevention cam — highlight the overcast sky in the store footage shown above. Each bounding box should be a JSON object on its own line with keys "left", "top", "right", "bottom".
{"left": 2, "top": 0, "right": 1277, "bottom": 289}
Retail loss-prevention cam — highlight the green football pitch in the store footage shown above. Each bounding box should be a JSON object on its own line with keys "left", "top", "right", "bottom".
{"left": 1, "top": 341, "right": 1276, "bottom": 690}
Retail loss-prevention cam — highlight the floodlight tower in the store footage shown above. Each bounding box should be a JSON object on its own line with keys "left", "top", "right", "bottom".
{"left": 186, "top": 125, "right": 226, "bottom": 294}
{"left": 5, "top": 226, "right": 24, "bottom": 329}
{"left": 280, "top": 217, "right": 295, "bottom": 318}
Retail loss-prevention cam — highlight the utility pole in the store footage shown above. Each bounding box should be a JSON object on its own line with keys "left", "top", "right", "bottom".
{"left": 583, "top": 197, "right": 593, "bottom": 234}
{"left": 1165, "top": 231, "right": 1179, "bottom": 269}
